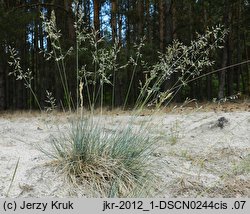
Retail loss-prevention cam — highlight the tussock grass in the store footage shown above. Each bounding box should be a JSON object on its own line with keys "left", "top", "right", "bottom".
{"left": 41, "top": 117, "right": 159, "bottom": 197}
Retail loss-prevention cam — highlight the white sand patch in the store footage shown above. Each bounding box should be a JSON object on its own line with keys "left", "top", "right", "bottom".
{"left": 0, "top": 110, "right": 250, "bottom": 197}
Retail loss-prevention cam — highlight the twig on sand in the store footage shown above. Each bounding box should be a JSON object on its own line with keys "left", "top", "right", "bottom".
{"left": 6, "top": 157, "right": 20, "bottom": 197}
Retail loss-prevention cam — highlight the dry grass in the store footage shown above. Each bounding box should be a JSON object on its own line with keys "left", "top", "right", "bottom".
{"left": 169, "top": 176, "right": 250, "bottom": 197}
{"left": 1, "top": 99, "right": 249, "bottom": 118}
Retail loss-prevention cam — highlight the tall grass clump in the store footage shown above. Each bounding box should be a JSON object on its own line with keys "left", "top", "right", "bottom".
{"left": 38, "top": 5, "right": 228, "bottom": 197}
{"left": 40, "top": 1, "right": 161, "bottom": 197}
{"left": 8, "top": 0, "right": 228, "bottom": 197}
{"left": 41, "top": 117, "right": 159, "bottom": 197}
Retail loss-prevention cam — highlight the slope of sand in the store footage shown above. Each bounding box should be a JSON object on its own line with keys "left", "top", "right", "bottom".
{"left": 0, "top": 105, "right": 250, "bottom": 197}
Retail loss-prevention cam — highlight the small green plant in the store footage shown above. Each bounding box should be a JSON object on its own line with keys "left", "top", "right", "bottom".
{"left": 169, "top": 120, "right": 181, "bottom": 145}
{"left": 233, "top": 154, "right": 250, "bottom": 175}
{"left": 41, "top": 118, "right": 159, "bottom": 197}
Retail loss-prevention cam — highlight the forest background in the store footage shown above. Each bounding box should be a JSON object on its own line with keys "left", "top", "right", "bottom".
{"left": 0, "top": 0, "right": 249, "bottom": 110}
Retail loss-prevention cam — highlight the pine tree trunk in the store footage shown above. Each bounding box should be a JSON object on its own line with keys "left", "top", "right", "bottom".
{"left": 218, "top": 43, "right": 228, "bottom": 99}
{"left": 218, "top": 0, "right": 231, "bottom": 99}
{"left": 188, "top": 0, "right": 196, "bottom": 99}
{"left": 137, "top": 0, "right": 143, "bottom": 39}
{"left": 159, "top": 0, "right": 164, "bottom": 51}
{"left": 145, "top": 0, "right": 151, "bottom": 43}
{"left": 172, "top": 0, "right": 177, "bottom": 40}
{"left": 236, "top": 0, "right": 243, "bottom": 92}
{"left": 93, "top": 0, "right": 100, "bottom": 33}
{"left": 244, "top": 32, "right": 250, "bottom": 95}
{"left": 111, "top": 0, "right": 117, "bottom": 43}
{"left": 64, "top": 0, "right": 75, "bottom": 41}
{"left": 165, "top": 0, "right": 172, "bottom": 45}
{"left": 0, "top": 63, "right": 4, "bottom": 110}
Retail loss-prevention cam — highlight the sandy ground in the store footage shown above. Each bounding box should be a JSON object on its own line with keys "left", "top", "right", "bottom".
{"left": 0, "top": 103, "right": 250, "bottom": 198}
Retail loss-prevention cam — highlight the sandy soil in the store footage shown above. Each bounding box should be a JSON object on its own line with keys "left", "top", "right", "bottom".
{"left": 0, "top": 103, "right": 250, "bottom": 198}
